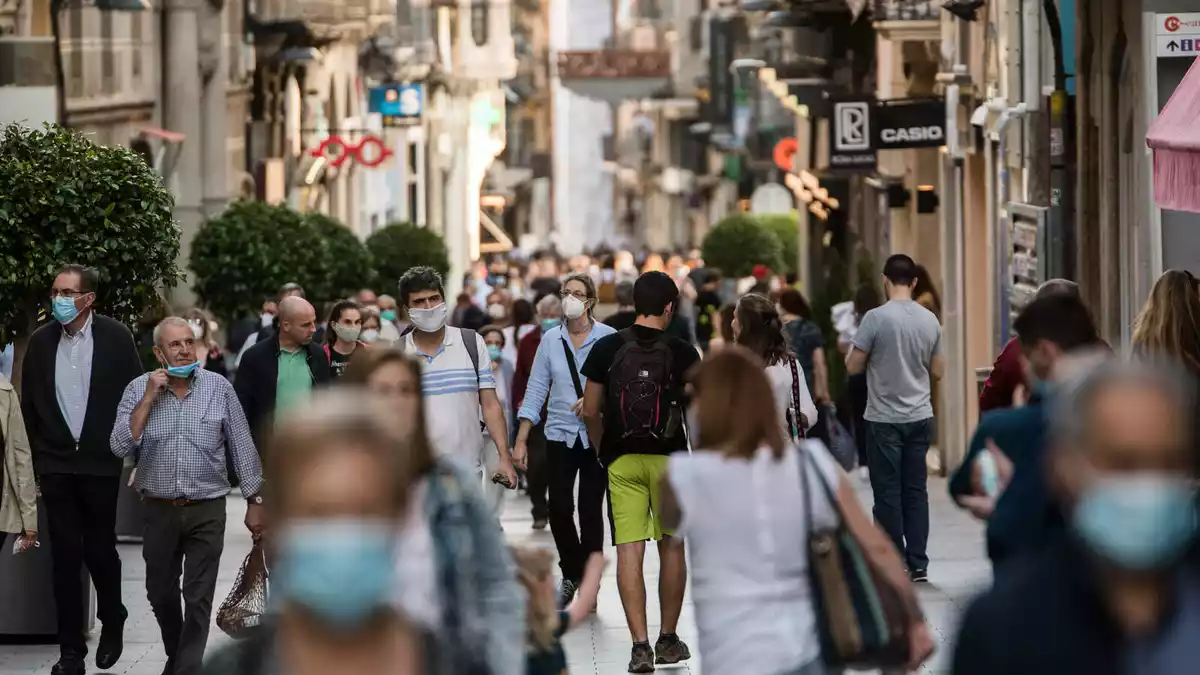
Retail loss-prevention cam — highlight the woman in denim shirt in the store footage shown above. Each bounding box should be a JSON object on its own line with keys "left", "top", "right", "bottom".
{"left": 344, "top": 349, "right": 526, "bottom": 675}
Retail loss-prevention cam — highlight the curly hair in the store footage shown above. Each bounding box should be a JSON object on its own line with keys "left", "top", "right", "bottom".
{"left": 398, "top": 266, "right": 445, "bottom": 308}
{"left": 735, "top": 293, "right": 790, "bottom": 367}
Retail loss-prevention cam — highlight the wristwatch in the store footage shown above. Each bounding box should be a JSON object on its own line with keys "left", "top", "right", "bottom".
{"left": 246, "top": 493, "right": 264, "bottom": 505}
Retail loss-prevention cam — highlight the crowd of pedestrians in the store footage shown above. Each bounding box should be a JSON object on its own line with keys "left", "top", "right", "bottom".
{"left": 7, "top": 247, "right": 1200, "bottom": 675}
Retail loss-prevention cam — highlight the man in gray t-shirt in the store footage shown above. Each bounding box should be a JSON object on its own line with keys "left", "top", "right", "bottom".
{"left": 846, "top": 254, "right": 944, "bottom": 581}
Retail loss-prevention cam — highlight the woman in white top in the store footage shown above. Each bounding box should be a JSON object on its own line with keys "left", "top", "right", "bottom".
{"left": 660, "top": 347, "right": 932, "bottom": 675}
{"left": 733, "top": 293, "right": 817, "bottom": 440}
{"left": 502, "top": 298, "right": 537, "bottom": 367}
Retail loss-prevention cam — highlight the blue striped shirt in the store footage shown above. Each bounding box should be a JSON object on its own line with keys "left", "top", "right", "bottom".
{"left": 405, "top": 327, "right": 495, "bottom": 466}
{"left": 517, "top": 322, "right": 616, "bottom": 447}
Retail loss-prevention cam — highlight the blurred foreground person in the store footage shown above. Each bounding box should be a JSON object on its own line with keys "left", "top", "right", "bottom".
{"left": 661, "top": 348, "right": 932, "bottom": 675}
{"left": 952, "top": 359, "right": 1200, "bottom": 675}
{"left": 950, "top": 292, "right": 1103, "bottom": 575}
{"left": 201, "top": 393, "right": 441, "bottom": 675}
{"left": 344, "top": 349, "right": 526, "bottom": 675}
{"left": 0, "top": 372, "right": 37, "bottom": 558}
{"left": 514, "top": 548, "right": 604, "bottom": 675}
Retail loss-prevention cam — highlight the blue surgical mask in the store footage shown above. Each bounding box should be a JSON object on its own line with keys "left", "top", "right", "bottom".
{"left": 52, "top": 296, "right": 80, "bottom": 324}
{"left": 1073, "top": 473, "right": 1197, "bottom": 570}
{"left": 275, "top": 519, "right": 396, "bottom": 629}
{"left": 540, "top": 318, "right": 560, "bottom": 331}
{"left": 165, "top": 361, "right": 200, "bottom": 379}
{"left": 487, "top": 344, "right": 503, "bottom": 361}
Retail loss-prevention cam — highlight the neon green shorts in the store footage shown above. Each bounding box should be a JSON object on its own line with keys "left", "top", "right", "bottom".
{"left": 607, "top": 454, "right": 673, "bottom": 545}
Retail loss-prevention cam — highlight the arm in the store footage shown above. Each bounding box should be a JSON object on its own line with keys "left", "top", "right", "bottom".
{"left": 480, "top": 389, "right": 511, "bottom": 459}
{"left": 564, "top": 553, "right": 606, "bottom": 629}
{"left": 515, "top": 339, "right": 553, "bottom": 428}
{"left": 846, "top": 311, "right": 875, "bottom": 375}
{"left": 979, "top": 339, "right": 1024, "bottom": 413}
{"left": 929, "top": 326, "right": 946, "bottom": 382}
{"left": 811, "top": 347, "right": 830, "bottom": 402}
{"left": 794, "top": 365, "right": 819, "bottom": 431}
{"left": 110, "top": 379, "right": 150, "bottom": 459}
{"left": 4, "top": 387, "right": 38, "bottom": 535}
{"left": 845, "top": 347, "right": 868, "bottom": 375}
{"left": 223, "top": 382, "right": 264, "bottom": 498}
{"left": 581, "top": 380, "right": 605, "bottom": 454}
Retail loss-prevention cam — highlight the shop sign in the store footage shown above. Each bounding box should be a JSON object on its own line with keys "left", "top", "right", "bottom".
{"left": 309, "top": 135, "right": 394, "bottom": 169}
{"left": 707, "top": 16, "right": 736, "bottom": 127}
{"left": 368, "top": 83, "right": 424, "bottom": 127}
{"left": 830, "top": 98, "right": 877, "bottom": 171}
{"left": 875, "top": 98, "right": 946, "bottom": 149}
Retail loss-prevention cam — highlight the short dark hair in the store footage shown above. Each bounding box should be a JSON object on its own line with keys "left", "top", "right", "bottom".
{"left": 277, "top": 282, "right": 305, "bottom": 300}
{"left": 633, "top": 271, "right": 679, "bottom": 317}
{"left": 882, "top": 254, "right": 918, "bottom": 286}
{"left": 398, "top": 267, "right": 446, "bottom": 307}
{"left": 1014, "top": 294, "right": 1099, "bottom": 352}
{"left": 479, "top": 325, "right": 505, "bottom": 347}
{"left": 1035, "top": 278, "right": 1080, "bottom": 300}
{"left": 57, "top": 264, "right": 99, "bottom": 294}
{"left": 615, "top": 281, "right": 635, "bottom": 307}
{"left": 777, "top": 288, "right": 812, "bottom": 319}
{"left": 511, "top": 298, "right": 535, "bottom": 328}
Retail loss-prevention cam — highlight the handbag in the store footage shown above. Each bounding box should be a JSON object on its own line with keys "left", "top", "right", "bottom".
{"left": 799, "top": 445, "right": 912, "bottom": 668}
{"left": 787, "top": 357, "right": 807, "bottom": 441}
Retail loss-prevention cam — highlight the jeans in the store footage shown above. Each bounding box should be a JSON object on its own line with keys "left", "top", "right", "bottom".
{"left": 866, "top": 418, "right": 934, "bottom": 571}
{"left": 40, "top": 474, "right": 127, "bottom": 657}
{"left": 143, "top": 498, "right": 226, "bottom": 675}
{"left": 547, "top": 437, "right": 606, "bottom": 581}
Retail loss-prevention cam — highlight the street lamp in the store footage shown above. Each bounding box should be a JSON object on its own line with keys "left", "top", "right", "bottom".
{"left": 50, "top": 0, "right": 152, "bottom": 125}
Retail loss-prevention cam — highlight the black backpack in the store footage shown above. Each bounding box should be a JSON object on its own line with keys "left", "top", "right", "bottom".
{"left": 607, "top": 329, "right": 677, "bottom": 440}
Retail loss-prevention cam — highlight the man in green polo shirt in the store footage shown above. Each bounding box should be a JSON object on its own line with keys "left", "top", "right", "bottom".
{"left": 275, "top": 297, "right": 317, "bottom": 412}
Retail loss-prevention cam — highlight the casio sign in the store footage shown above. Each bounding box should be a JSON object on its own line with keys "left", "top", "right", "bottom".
{"left": 881, "top": 126, "right": 944, "bottom": 144}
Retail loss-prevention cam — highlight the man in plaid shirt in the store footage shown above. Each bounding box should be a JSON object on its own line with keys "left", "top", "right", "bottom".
{"left": 111, "top": 317, "right": 265, "bottom": 675}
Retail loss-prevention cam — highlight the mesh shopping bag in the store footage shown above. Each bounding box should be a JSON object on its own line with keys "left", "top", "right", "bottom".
{"left": 216, "top": 543, "right": 270, "bottom": 639}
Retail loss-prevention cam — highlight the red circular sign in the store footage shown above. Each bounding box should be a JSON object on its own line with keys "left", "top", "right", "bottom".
{"left": 773, "top": 137, "right": 799, "bottom": 171}
{"left": 1166, "top": 16, "right": 1181, "bottom": 32}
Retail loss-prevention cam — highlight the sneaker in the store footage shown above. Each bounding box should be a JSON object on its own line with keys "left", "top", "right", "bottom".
{"left": 532, "top": 517, "right": 548, "bottom": 531}
{"left": 51, "top": 655, "right": 85, "bottom": 675}
{"left": 910, "top": 568, "right": 929, "bottom": 583}
{"left": 558, "top": 578, "right": 578, "bottom": 608}
{"left": 628, "top": 642, "right": 655, "bottom": 673}
{"left": 654, "top": 633, "right": 692, "bottom": 665}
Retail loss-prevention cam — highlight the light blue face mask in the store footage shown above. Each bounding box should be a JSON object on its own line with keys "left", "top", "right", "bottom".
{"left": 274, "top": 519, "right": 396, "bottom": 629}
{"left": 487, "top": 344, "right": 503, "bottom": 362}
{"left": 52, "top": 296, "right": 80, "bottom": 324}
{"left": 1073, "top": 473, "right": 1197, "bottom": 570}
{"left": 540, "top": 318, "right": 561, "bottom": 331}
{"left": 165, "top": 361, "right": 200, "bottom": 379}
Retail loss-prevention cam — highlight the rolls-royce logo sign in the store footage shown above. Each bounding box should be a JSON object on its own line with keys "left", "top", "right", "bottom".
{"left": 835, "top": 102, "right": 871, "bottom": 151}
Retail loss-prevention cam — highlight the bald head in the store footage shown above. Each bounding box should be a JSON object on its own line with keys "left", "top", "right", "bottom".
{"left": 278, "top": 296, "right": 317, "bottom": 348}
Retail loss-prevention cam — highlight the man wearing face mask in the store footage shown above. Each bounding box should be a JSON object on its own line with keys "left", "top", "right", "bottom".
{"left": 514, "top": 275, "right": 616, "bottom": 605}
{"left": 111, "top": 318, "right": 265, "bottom": 675}
{"left": 398, "top": 267, "right": 517, "bottom": 490}
{"left": 512, "top": 293, "right": 563, "bottom": 530}
{"left": 20, "top": 264, "right": 143, "bottom": 675}
{"left": 375, "top": 294, "right": 403, "bottom": 344}
{"left": 952, "top": 359, "right": 1200, "bottom": 675}
{"left": 234, "top": 296, "right": 332, "bottom": 451}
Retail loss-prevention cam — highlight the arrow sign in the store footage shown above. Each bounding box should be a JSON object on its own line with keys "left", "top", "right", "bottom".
{"left": 1170, "top": 40, "right": 1180, "bottom": 50}
{"left": 1157, "top": 34, "right": 1200, "bottom": 57}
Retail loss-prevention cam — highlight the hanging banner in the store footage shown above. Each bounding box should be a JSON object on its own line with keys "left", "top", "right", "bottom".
{"left": 707, "top": 16, "right": 736, "bottom": 128}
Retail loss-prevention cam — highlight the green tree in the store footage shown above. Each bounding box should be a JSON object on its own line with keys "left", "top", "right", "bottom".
{"left": 757, "top": 213, "right": 800, "bottom": 276}
{"left": 305, "top": 212, "right": 373, "bottom": 302}
{"left": 700, "top": 213, "right": 783, "bottom": 279}
{"left": 189, "top": 200, "right": 325, "bottom": 324}
{"left": 0, "top": 123, "right": 182, "bottom": 391}
{"left": 366, "top": 222, "right": 451, "bottom": 295}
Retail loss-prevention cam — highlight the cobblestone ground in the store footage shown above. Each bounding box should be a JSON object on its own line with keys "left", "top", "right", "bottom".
{"left": 0, "top": 474, "right": 989, "bottom": 675}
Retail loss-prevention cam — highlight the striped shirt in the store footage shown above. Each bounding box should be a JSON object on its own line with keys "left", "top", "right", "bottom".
{"left": 404, "top": 327, "right": 495, "bottom": 467}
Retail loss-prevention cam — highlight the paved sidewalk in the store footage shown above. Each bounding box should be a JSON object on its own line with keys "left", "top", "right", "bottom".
{"left": 0, "top": 475, "right": 989, "bottom": 675}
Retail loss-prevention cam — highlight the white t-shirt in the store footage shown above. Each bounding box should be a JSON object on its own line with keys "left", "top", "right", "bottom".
{"left": 668, "top": 442, "right": 841, "bottom": 675}
{"left": 404, "top": 328, "right": 495, "bottom": 467}
{"left": 766, "top": 359, "right": 818, "bottom": 439}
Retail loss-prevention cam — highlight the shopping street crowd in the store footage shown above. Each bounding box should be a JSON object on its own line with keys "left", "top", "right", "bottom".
{"left": 2, "top": 250, "right": 1200, "bottom": 675}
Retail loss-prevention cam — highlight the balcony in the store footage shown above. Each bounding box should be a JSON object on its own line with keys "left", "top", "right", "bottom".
{"left": 557, "top": 49, "right": 671, "bottom": 103}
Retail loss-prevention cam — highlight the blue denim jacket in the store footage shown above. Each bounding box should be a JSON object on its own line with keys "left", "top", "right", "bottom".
{"left": 424, "top": 457, "right": 526, "bottom": 675}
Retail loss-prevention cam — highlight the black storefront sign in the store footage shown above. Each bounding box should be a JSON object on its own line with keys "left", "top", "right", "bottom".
{"left": 707, "top": 16, "right": 735, "bottom": 128}
{"left": 830, "top": 97, "right": 877, "bottom": 171}
{"left": 876, "top": 98, "right": 946, "bottom": 150}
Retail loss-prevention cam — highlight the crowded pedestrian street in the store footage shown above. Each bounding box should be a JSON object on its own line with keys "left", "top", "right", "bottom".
{"left": 0, "top": 476, "right": 986, "bottom": 675}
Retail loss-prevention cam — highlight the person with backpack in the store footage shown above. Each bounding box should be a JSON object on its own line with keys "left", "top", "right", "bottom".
{"left": 579, "top": 271, "right": 700, "bottom": 673}
{"left": 397, "top": 266, "right": 517, "bottom": 490}
{"left": 513, "top": 274, "right": 616, "bottom": 607}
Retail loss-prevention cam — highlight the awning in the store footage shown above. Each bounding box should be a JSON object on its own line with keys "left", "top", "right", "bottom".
{"left": 1147, "top": 56, "right": 1200, "bottom": 212}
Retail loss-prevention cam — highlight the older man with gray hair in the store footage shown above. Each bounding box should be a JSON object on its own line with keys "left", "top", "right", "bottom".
{"left": 953, "top": 357, "right": 1200, "bottom": 674}
{"left": 111, "top": 317, "right": 265, "bottom": 675}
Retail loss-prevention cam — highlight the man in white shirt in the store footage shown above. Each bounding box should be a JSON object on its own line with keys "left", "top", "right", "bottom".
{"left": 398, "top": 266, "right": 516, "bottom": 488}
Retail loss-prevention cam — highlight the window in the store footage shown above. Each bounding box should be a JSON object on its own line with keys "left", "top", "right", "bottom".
{"left": 100, "top": 9, "right": 113, "bottom": 95}
{"left": 407, "top": 142, "right": 418, "bottom": 174}
{"left": 408, "top": 183, "right": 420, "bottom": 225}
{"left": 470, "top": 0, "right": 487, "bottom": 46}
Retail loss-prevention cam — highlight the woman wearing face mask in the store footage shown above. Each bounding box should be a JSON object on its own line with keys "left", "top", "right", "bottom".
{"left": 201, "top": 392, "right": 442, "bottom": 675}
{"left": 477, "top": 326, "right": 516, "bottom": 514}
{"left": 486, "top": 292, "right": 509, "bottom": 325}
{"left": 359, "top": 309, "right": 383, "bottom": 346}
{"left": 343, "top": 349, "right": 526, "bottom": 675}
{"left": 184, "top": 307, "right": 227, "bottom": 378}
{"left": 324, "top": 300, "right": 365, "bottom": 379}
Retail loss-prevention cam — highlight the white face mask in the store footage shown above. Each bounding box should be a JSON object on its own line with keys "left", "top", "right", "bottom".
{"left": 408, "top": 303, "right": 448, "bottom": 333}
{"left": 188, "top": 320, "right": 205, "bottom": 339}
{"left": 334, "top": 324, "right": 362, "bottom": 342}
{"left": 360, "top": 328, "right": 380, "bottom": 343}
{"left": 487, "top": 303, "right": 507, "bottom": 319}
{"left": 261, "top": 313, "right": 275, "bottom": 328}
{"left": 563, "top": 296, "right": 587, "bottom": 320}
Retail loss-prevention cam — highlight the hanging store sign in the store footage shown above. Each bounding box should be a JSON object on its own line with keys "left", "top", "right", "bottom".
{"left": 707, "top": 16, "right": 736, "bottom": 127}
{"left": 309, "top": 135, "right": 394, "bottom": 169}
{"left": 368, "top": 83, "right": 424, "bottom": 127}
{"left": 830, "top": 98, "right": 877, "bottom": 171}
{"left": 875, "top": 98, "right": 946, "bottom": 150}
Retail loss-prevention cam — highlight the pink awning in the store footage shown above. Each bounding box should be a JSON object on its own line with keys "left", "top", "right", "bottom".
{"left": 1148, "top": 56, "right": 1200, "bottom": 212}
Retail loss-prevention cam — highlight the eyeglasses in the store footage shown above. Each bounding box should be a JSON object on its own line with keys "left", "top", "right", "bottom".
{"left": 560, "top": 291, "right": 588, "bottom": 301}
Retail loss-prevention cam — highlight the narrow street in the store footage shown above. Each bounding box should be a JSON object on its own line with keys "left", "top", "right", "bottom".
{"left": 0, "top": 475, "right": 989, "bottom": 675}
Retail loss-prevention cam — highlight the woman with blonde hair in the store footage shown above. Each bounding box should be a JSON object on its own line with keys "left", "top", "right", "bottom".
{"left": 659, "top": 347, "right": 933, "bottom": 675}
{"left": 342, "top": 348, "right": 526, "bottom": 675}
{"left": 183, "top": 307, "right": 227, "bottom": 377}
{"left": 1132, "top": 269, "right": 1200, "bottom": 374}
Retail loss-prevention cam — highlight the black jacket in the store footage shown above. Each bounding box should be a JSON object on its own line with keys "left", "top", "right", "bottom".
{"left": 233, "top": 334, "right": 331, "bottom": 450}
{"left": 952, "top": 533, "right": 1200, "bottom": 675}
{"left": 20, "top": 313, "right": 143, "bottom": 477}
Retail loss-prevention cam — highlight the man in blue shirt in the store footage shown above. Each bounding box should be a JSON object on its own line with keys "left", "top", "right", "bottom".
{"left": 513, "top": 273, "right": 616, "bottom": 605}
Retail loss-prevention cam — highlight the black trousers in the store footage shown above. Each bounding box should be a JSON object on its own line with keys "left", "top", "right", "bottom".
{"left": 526, "top": 422, "right": 549, "bottom": 521}
{"left": 39, "top": 474, "right": 127, "bottom": 656}
{"left": 547, "top": 438, "right": 606, "bottom": 581}
{"left": 143, "top": 498, "right": 227, "bottom": 675}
